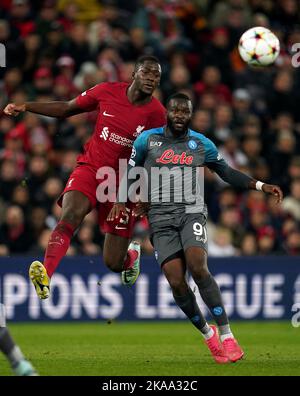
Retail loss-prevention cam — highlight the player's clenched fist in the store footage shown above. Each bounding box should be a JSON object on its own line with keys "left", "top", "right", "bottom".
{"left": 3, "top": 103, "right": 26, "bottom": 116}
{"left": 107, "top": 203, "right": 126, "bottom": 221}
{"left": 262, "top": 184, "right": 283, "bottom": 204}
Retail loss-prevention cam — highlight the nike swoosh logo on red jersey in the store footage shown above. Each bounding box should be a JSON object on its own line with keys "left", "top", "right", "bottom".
{"left": 103, "top": 111, "right": 115, "bottom": 117}
{"left": 115, "top": 225, "right": 127, "bottom": 230}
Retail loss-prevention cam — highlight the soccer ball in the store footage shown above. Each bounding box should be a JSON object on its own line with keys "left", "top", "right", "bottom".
{"left": 238, "top": 27, "right": 280, "bottom": 66}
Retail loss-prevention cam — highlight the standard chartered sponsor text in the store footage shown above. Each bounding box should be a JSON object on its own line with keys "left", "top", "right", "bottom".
{"left": 109, "top": 133, "right": 133, "bottom": 147}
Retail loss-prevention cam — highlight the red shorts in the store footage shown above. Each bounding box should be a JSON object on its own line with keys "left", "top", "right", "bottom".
{"left": 58, "top": 163, "right": 136, "bottom": 238}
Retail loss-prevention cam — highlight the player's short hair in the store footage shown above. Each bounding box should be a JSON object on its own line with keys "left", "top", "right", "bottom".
{"left": 166, "top": 93, "right": 192, "bottom": 107}
{"left": 134, "top": 55, "right": 160, "bottom": 71}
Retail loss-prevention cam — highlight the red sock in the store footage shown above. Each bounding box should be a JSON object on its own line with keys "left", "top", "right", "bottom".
{"left": 44, "top": 221, "right": 75, "bottom": 278}
{"left": 123, "top": 249, "right": 138, "bottom": 270}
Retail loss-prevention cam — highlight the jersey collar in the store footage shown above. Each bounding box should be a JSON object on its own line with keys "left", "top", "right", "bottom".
{"left": 164, "top": 126, "right": 190, "bottom": 140}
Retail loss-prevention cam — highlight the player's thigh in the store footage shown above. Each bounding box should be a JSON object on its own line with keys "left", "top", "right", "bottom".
{"left": 152, "top": 225, "right": 182, "bottom": 268}
{"left": 103, "top": 232, "right": 130, "bottom": 265}
{"left": 60, "top": 191, "right": 92, "bottom": 227}
{"left": 58, "top": 164, "right": 98, "bottom": 210}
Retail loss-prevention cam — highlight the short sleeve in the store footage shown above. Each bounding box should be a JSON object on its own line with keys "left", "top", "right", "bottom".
{"left": 75, "top": 84, "right": 104, "bottom": 111}
{"left": 204, "top": 137, "right": 222, "bottom": 164}
{"left": 128, "top": 132, "right": 149, "bottom": 167}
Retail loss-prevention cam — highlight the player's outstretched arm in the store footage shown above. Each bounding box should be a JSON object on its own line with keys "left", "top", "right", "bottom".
{"left": 3, "top": 98, "right": 84, "bottom": 118}
{"left": 209, "top": 161, "right": 283, "bottom": 203}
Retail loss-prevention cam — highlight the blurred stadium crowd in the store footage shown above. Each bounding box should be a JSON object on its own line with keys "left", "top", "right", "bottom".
{"left": 0, "top": 0, "right": 300, "bottom": 257}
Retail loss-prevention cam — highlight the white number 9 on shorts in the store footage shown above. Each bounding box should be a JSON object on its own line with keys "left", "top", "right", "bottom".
{"left": 193, "top": 222, "right": 207, "bottom": 242}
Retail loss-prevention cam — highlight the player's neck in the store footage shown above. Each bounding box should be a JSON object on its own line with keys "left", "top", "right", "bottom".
{"left": 166, "top": 126, "right": 188, "bottom": 139}
{"left": 127, "top": 84, "right": 152, "bottom": 105}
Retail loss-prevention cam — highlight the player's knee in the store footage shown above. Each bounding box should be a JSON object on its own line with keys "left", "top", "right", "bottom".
{"left": 61, "top": 209, "right": 84, "bottom": 229}
{"left": 196, "top": 267, "right": 210, "bottom": 281}
{"left": 188, "top": 257, "right": 209, "bottom": 280}
{"left": 169, "top": 278, "right": 188, "bottom": 295}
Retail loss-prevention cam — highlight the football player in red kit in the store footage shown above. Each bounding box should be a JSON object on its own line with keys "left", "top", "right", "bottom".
{"left": 4, "top": 56, "right": 166, "bottom": 299}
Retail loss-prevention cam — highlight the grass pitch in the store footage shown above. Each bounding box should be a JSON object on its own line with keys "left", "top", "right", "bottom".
{"left": 0, "top": 321, "right": 299, "bottom": 376}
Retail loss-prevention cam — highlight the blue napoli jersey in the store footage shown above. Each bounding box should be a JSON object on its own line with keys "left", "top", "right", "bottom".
{"left": 127, "top": 126, "right": 230, "bottom": 223}
{"left": 129, "top": 126, "right": 223, "bottom": 168}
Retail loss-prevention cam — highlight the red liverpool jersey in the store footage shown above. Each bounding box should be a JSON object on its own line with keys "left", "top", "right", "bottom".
{"left": 75, "top": 82, "right": 166, "bottom": 170}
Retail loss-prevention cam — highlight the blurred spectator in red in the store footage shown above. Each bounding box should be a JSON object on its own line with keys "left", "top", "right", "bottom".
{"left": 257, "top": 225, "right": 278, "bottom": 255}
{"left": 1, "top": 127, "right": 27, "bottom": 178}
{"left": 194, "top": 66, "right": 232, "bottom": 105}
{"left": 284, "top": 229, "right": 300, "bottom": 255}
{"left": 32, "top": 66, "right": 53, "bottom": 96}
{"left": 8, "top": 0, "right": 35, "bottom": 39}
{"left": 0, "top": 205, "right": 33, "bottom": 254}
{"left": 132, "top": 0, "right": 186, "bottom": 53}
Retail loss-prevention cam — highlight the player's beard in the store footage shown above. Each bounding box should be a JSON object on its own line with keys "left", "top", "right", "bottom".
{"left": 168, "top": 118, "right": 189, "bottom": 137}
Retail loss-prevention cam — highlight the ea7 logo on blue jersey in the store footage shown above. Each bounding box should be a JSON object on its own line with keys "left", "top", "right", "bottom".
{"left": 150, "top": 141, "right": 162, "bottom": 147}
{"left": 188, "top": 140, "right": 197, "bottom": 150}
